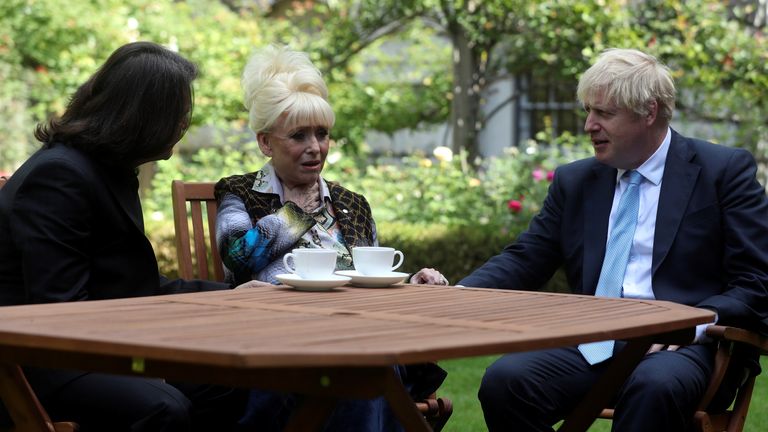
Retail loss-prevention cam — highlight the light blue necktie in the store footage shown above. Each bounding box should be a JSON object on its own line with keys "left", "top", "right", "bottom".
{"left": 579, "top": 170, "right": 644, "bottom": 365}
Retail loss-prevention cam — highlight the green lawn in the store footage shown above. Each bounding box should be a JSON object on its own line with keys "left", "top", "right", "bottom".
{"left": 437, "top": 356, "right": 768, "bottom": 431}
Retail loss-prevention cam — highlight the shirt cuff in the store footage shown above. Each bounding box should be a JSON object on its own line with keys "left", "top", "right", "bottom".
{"left": 693, "top": 313, "right": 718, "bottom": 344}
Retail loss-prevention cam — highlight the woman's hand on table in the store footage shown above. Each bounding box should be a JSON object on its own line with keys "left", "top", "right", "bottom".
{"left": 410, "top": 268, "right": 449, "bottom": 285}
{"left": 235, "top": 280, "right": 277, "bottom": 289}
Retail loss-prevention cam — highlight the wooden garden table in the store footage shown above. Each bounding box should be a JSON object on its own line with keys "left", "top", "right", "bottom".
{"left": 0, "top": 284, "right": 714, "bottom": 431}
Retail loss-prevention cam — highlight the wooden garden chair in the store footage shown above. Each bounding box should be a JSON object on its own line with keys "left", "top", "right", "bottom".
{"left": 170, "top": 179, "right": 453, "bottom": 431}
{"left": 599, "top": 325, "right": 768, "bottom": 432}
{"left": 171, "top": 180, "right": 225, "bottom": 281}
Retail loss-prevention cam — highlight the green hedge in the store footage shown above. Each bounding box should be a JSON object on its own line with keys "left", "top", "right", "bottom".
{"left": 148, "top": 219, "right": 181, "bottom": 280}
{"left": 376, "top": 221, "right": 513, "bottom": 285}
{"left": 377, "top": 221, "right": 568, "bottom": 292}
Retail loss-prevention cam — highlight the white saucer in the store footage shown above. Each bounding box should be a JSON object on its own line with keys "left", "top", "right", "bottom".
{"left": 275, "top": 274, "right": 351, "bottom": 291}
{"left": 335, "top": 270, "right": 409, "bottom": 288}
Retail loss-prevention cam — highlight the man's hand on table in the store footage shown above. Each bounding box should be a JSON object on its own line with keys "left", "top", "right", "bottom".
{"left": 410, "top": 268, "right": 449, "bottom": 285}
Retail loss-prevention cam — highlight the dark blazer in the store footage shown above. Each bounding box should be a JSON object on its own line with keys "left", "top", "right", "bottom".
{"left": 460, "top": 130, "right": 768, "bottom": 334}
{"left": 0, "top": 143, "right": 229, "bottom": 307}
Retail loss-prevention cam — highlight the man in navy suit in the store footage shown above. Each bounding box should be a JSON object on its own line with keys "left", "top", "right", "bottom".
{"left": 460, "top": 48, "right": 768, "bottom": 431}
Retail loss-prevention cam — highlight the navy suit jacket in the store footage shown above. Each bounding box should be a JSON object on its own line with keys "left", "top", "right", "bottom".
{"left": 0, "top": 143, "right": 231, "bottom": 395}
{"left": 0, "top": 143, "right": 229, "bottom": 307}
{"left": 460, "top": 130, "right": 768, "bottom": 334}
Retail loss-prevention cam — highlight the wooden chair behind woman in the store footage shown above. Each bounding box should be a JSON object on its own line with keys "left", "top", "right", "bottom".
{"left": 171, "top": 180, "right": 224, "bottom": 281}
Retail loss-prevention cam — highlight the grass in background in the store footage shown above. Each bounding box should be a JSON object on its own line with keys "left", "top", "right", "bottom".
{"left": 437, "top": 356, "right": 494, "bottom": 432}
{"left": 438, "top": 356, "right": 768, "bottom": 431}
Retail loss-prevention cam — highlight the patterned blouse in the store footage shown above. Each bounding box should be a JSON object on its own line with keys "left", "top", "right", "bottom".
{"left": 214, "top": 162, "right": 376, "bottom": 285}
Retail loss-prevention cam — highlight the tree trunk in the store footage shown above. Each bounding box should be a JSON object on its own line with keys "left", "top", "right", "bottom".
{"left": 448, "top": 23, "right": 483, "bottom": 164}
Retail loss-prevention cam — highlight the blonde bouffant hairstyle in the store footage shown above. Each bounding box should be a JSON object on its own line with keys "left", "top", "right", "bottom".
{"left": 577, "top": 48, "right": 676, "bottom": 122}
{"left": 241, "top": 45, "right": 335, "bottom": 134}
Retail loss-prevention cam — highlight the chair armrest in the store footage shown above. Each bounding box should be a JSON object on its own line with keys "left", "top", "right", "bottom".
{"left": 705, "top": 325, "right": 768, "bottom": 354}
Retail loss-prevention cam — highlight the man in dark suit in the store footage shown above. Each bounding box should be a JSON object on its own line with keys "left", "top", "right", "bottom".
{"left": 460, "top": 48, "right": 768, "bottom": 431}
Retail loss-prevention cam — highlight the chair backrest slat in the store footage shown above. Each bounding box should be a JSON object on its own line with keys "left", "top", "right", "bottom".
{"left": 205, "top": 199, "right": 224, "bottom": 281}
{"left": 189, "top": 201, "right": 209, "bottom": 280}
{"left": 171, "top": 180, "right": 224, "bottom": 282}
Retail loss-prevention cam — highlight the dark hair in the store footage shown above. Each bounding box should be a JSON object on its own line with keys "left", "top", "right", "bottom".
{"left": 35, "top": 41, "right": 198, "bottom": 167}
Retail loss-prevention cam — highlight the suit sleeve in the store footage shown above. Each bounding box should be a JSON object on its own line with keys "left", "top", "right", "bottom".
{"left": 458, "top": 170, "right": 566, "bottom": 289}
{"left": 697, "top": 149, "right": 768, "bottom": 332}
{"left": 157, "top": 276, "right": 231, "bottom": 294}
{"left": 9, "top": 159, "right": 94, "bottom": 303}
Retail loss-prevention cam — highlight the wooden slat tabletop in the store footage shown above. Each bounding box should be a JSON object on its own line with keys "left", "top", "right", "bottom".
{"left": 0, "top": 285, "right": 714, "bottom": 369}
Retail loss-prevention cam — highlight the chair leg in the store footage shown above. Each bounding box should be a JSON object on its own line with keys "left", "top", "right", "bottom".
{"left": 429, "top": 397, "right": 453, "bottom": 432}
{"left": 0, "top": 364, "right": 79, "bottom": 432}
{"left": 726, "top": 375, "right": 755, "bottom": 432}
{"left": 693, "top": 411, "right": 716, "bottom": 432}
{"left": 598, "top": 408, "right": 614, "bottom": 419}
{"left": 0, "top": 364, "right": 56, "bottom": 432}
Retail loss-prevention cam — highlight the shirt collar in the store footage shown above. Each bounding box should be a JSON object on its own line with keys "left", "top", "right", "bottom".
{"left": 251, "top": 161, "right": 331, "bottom": 205}
{"left": 616, "top": 127, "right": 671, "bottom": 187}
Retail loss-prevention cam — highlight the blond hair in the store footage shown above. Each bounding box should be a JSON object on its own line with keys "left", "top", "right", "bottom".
{"left": 577, "top": 48, "right": 675, "bottom": 121}
{"left": 241, "top": 45, "right": 335, "bottom": 133}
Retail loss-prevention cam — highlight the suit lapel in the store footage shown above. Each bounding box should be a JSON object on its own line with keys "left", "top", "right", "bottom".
{"left": 97, "top": 165, "right": 146, "bottom": 234}
{"left": 653, "top": 132, "right": 699, "bottom": 274}
{"left": 582, "top": 163, "right": 617, "bottom": 295}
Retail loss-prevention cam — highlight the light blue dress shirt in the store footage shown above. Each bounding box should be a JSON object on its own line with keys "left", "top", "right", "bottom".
{"left": 609, "top": 128, "right": 714, "bottom": 342}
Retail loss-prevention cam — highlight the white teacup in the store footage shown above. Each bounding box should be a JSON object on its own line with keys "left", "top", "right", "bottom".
{"left": 352, "top": 246, "right": 404, "bottom": 276}
{"left": 282, "top": 249, "right": 337, "bottom": 279}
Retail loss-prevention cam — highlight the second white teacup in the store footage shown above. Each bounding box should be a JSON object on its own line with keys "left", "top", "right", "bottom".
{"left": 282, "top": 248, "right": 337, "bottom": 279}
{"left": 352, "top": 246, "right": 404, "bottom": 276}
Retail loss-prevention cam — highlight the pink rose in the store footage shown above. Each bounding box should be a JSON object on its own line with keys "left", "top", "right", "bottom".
{"left": 507, "top": 200, "right": 523, "bottom": 213}
{"left": 532, "top": 169, "right": 544, "bottom": 181}
{"left": 547, "top": 171, "right": 554, "bottom": 182}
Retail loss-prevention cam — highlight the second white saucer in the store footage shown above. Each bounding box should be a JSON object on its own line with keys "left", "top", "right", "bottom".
{"left": 335, "top": 270, "right": 409, "bottom": 288}
{"left": 275, "top": 274, "right": 351, "bottom": 291}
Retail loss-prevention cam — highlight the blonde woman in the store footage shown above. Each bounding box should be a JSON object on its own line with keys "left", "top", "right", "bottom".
{"left": 215, "top": 45, "right": 445, "bottom": 287}
{"left": 216, "top": 45, "right": 447, "bottom": 431}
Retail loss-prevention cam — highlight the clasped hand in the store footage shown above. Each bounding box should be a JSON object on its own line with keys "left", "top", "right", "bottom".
{"left": 410, "top": 268, "right": 449, "bottom": 285}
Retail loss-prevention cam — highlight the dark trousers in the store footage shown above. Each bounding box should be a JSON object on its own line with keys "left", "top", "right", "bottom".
{"left": 237, "top": 364, "right": 445, "bottom": 432}
{"left": 237, "top": 391, "right": 404, "bottom": 432}
{"left": 17, "top": 368, "right": 247, "bottom": 432}
{"left": 237, "top": 365, "right": 411, "bottom": 432}
{"left": 478, "top": 344, "right": 742, "bottom": 432}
